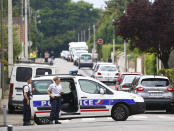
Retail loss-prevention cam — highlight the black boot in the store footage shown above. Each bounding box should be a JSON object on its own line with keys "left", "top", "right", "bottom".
{"left": 55, "top": 120, "right": 61, "bottom": 124}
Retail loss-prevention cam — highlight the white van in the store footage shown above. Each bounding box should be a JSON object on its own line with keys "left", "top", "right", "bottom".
{"left": 8, "top": 62, "right": 56, "bottom": 113}
{"left": 31, "top": 75, "right": 145, "bottom": 125}
{"left": 78, "top": 53, "right": 93, "bottom": 69}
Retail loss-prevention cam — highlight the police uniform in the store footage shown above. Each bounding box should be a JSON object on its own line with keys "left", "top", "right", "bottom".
{"left": 23, "top": 84, "right": 32, "bottom": 125}
{"left": 48, "top": 83, "right": 62, "bottom": 122}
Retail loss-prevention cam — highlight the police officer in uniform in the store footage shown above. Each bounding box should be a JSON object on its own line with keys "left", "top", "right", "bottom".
{"left": 23, "top": 76, "right": 32, "bottom": 126}
{"left": 48, "top": 76, "right": 62, "bottom": 124}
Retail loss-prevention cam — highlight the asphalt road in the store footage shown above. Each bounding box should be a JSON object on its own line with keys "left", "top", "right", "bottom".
{"left": 1, "top": 58, "right": 174, "bottom": 131}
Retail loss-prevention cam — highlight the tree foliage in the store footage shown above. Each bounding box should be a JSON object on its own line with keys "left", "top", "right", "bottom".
{"left": 118, "top": 0, "right": 174, "bottom": 68}
{"left": 94, "top": 0, "right": 133, "bottom": 44}
{"left": 30, "top": 0, "right": 100, "bottom": 55}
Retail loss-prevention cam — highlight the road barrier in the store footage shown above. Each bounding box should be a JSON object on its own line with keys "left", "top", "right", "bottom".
{"left": 3, "top": 105, "right": 7, "bottom": 126}
{"left": 7, "top": 125, "right": 13, "bottom": 131}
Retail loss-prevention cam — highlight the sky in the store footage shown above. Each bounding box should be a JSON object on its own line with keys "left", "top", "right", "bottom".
{"left": 72, "top": 0, "right": 109, "bottom": 9}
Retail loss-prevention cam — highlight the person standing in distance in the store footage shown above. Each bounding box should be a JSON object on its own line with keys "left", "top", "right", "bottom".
{"left": 23, "top": 76, "right": 32, "bottom": 126}
{"left": 48, "top": 76, "right": 62, "bottom": 124}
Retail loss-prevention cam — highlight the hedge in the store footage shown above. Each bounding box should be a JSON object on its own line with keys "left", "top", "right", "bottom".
{"left": 158, "top": 68, "right": 174, "bottom": 87}
{"left": 145, "top": 53, "right": 157, "bottom": 75}
{"left": 102, "top": 44, "right": 124, "bottom": 62}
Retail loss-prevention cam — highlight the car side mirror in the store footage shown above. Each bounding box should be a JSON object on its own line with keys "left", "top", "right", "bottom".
{"left": 99, "top": 88, "right": 105, "bottom": 95}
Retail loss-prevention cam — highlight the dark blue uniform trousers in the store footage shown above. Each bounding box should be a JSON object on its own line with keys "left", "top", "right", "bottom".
{"left": 23, "top": 99, "right": 31, "bottom": 123}
{"left": 50, "top": 98, "right": 61, "bottom": 121}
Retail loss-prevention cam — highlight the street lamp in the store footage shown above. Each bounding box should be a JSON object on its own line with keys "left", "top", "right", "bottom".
{"left": 112, "top": 19, "right": 116, "bottom": 64}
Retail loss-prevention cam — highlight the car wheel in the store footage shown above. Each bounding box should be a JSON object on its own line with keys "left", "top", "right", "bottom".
{"left": 111, "top": 104, "right": 129, "bottom": 121}
{"left": 166, "top": 106, "right": 174, "bottom": 114}
{"left": 8, "top": 104, "right": 15, "bottom": 114}
{"left": 34, "top": 117, "right": 50, "bottom": 125}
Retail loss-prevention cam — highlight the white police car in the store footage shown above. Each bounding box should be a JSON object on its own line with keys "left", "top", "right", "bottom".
{"left": 30, "top": 75, "right": 145, "bottom": 125}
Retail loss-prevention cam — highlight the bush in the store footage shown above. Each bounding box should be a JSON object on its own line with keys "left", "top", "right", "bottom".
{"left": 158, "top": 68, "right": 174, "bottom": 87}
{"left": 145, "top": 53, "right": 157, "bottom": 75}
{"left": 102, "top": 44, "right": 113, "bottom": 62}
{"left": 102, "top": 44, "right": 124, "bottom": 62}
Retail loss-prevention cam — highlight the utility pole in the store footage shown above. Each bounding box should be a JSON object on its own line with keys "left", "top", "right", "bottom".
{"left": 1, "top": 0, "right": 4, "bottom": 97}
{"left": 124, "top": 40, "right": 127, "bottom": 72}
{"left": 81, "top": 30, "right": 83, "bottom": 42}
{"left": 8, "top": 0, "right": 13, "bottom": 78}
{"left": 112, "top": 19, "right": 116, "bottom": 64}
{"left": 88, "top": 26, "right": 90, "bottom": 40}
{"left": 20, "top": 0, "right": 25, "bottom": 59}
{"left": 92, "top": 24, "right": 96, "bottom": 61}
{"left": 78, "top": 32, "right": 80, "bottom": 42}
{"left": 83, "top": 30, "right": 85, "bottom": 42}
{"left": 24, "top": 0, "right": 28, "bottom": 59}
{"left": 28, "top": 0, "right": 31, "bottom": 57}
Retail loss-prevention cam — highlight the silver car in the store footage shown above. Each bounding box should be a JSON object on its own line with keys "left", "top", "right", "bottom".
{"left": 130, "top": 75, "right": 174, "bottom": 113}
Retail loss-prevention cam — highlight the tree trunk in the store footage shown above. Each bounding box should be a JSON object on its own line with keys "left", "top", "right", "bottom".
{"left": 159, "top": 51, "right": 170, "bottom": 69}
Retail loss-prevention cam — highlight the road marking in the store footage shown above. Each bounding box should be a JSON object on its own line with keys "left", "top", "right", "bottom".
{"left": 81, "top": 118, "right": 96, "bottom": 121}
{"left": 107, "top": 117, "right": 112, "bottom": 120}
{"left": 60, "top": 120, "right": 70, "bottom": 123}
{"left": 158, "top": 115, "right": 174, "bottom": 120}
{"left": 132, "top": 115, "right": 148, "bottom": 119}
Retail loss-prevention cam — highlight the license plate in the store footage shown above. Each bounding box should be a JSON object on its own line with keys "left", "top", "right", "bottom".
{"left": 149, "top": 92, "right": 162, "bottom": 96}
{"left": 16, "top": 88, "right": 23, "bottom": 92}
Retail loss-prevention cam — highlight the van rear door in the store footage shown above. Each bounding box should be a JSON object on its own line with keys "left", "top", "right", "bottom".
{"left": 12, "top": 66, "right": 32, "bottom": 102}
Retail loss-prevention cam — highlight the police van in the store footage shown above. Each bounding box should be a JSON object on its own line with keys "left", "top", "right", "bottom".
{"left": 31, "top": 75, "right": 145, "bottom": 125}
{"left": 8, "top": 62, "right": 56, "bottom": 113}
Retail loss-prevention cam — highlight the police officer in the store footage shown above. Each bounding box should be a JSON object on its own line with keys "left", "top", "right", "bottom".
{"left": 23, "top": 76, "right": 32, "bottom": 126}
{"left": 48, "top": 76, "right": 62, "bottom": 124}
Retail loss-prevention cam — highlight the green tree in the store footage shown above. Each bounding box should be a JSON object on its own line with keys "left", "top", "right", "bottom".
{"left": 30, "top": 0, "right": 100, "bottom": 55}
{"left": 2, "top": 25, "right": 22, "bottom": 62}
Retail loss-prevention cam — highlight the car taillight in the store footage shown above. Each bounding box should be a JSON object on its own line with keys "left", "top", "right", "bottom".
{"left": 136, "top": 87, "right": 144, "bottom": 91}
{"left": 117, "top": 78, "right": 121, "bottom": 83}
{"left": 167, "top": 87, "right": 174, "bottom": 92}
{"left": 97, "top": 72, "right": 101, "bottom": 75}
{"left": 122, "top": 86, "right": 130, "bottom": 88}
{"left": 116, "top": 73, "right": 120, "bottom": 76}
{"left": 9, "top": 83, "right": 14, "bottom": 100}
{"left": 116, "top": 87, "right": 119, "bottom": 91}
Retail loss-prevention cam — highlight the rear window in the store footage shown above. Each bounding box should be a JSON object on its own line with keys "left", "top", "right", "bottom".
{"left": 100, "top": 66, "right": 117, "bottom": 72}
{"left": 16, "top": 67, "right": 32, "bottom": 82}
{"left": 36, "top": 68, "right": 52, "bottom": 75}
{"left": 141, "top": 78, "right": 169, "bottom": 87}
{"left": 81, "top": 55, "right": 91, "bottom": 60}
{"left": 123, "top": 75, "right": 137, "bottom": 83}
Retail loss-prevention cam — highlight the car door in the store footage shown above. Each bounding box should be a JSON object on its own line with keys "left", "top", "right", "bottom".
{"left": 78, "top": 79, "right": 113, "bottom": 116}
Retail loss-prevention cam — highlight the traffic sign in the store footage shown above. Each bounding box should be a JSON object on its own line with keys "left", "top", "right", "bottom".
{"left": 98, "top": 39, "right": 103, "bottom": 44}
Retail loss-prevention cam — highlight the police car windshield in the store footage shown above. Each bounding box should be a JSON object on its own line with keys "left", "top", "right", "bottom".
{"left": 32, "top": 80, "right": 53, "bottom": 95}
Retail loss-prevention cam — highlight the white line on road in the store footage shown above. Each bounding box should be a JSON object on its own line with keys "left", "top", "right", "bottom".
{"left": 81, "top": 118, "right": 96, "bottom": 121}
{"left": 132, "top": 115, "right": 148, "bottom": 119}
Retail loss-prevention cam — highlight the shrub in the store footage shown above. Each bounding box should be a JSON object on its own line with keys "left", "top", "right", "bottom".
{"left": 145, "top": 53, "right": 157, "bottom": 75}
{"left": 158, "top": 68, "right": 174, "bottom": 87}
{"left": 102, "top": 44, "right": 124, "bottom": 62}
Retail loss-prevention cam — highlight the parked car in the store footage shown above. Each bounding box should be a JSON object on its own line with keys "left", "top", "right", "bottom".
{"left": 31, "top": 74, "right": 145, "bottom": 125}
{"left": 92, "top": 64, "right": 119, "bottom": 83}
{"left": 73, "top": 50, "right": 88, "bottom": 66}
{"left": 60, "top": 50, "right": 69, "bottom": 59}
{"left": 8, "top": 62, "right": 56, "bottom": 113}
{"left": 118, "top": 75, "right": 141, "bottom": 92}
{"left": 130, "top": 75, "right": 174, "bottom": 113}
{"left": 115, "top": 72, "right": 141, "bottom": 91}
{"left": 92, "top": 62, "right": 113, "bottom": 71}
{"left": 78, "top": 53, "right": 93, "bottom": 69}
